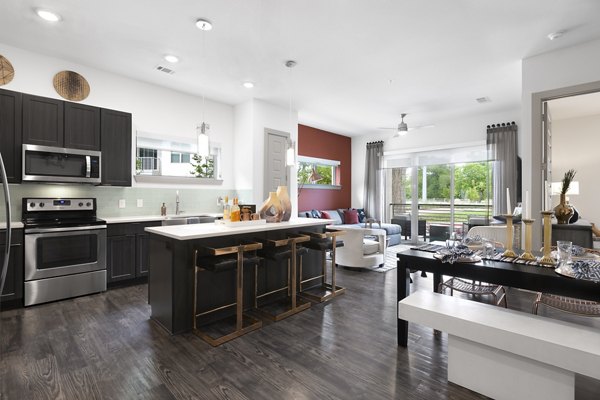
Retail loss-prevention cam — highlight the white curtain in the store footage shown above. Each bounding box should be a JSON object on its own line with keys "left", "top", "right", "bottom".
{"left": 487, "top": 123, "right": 518, "bottom": 216}
{"left": 364, "top": 141, "right": 384, "bottom": 220}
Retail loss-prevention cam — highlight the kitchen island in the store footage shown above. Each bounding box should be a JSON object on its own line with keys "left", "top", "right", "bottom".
{"left": 145, "top": 218, "right": 333, "bottom": 334}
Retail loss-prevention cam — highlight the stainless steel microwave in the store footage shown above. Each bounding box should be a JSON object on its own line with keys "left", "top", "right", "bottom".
{"left": 22, "top": 144, "right": 101, "bottom": 184}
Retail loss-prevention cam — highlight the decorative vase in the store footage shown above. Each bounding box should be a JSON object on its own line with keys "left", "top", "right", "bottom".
{"left": 553, "top": 193, "right": 573, "bottom": 224}
{"left": 276, "top": 185, "right": 292, "bottom": 222}
{"left": 259, "top": 192, "right": 284, "bottom": 223}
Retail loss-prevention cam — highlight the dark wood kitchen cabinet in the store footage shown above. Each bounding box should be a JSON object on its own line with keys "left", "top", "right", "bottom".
{"left": 0, "top": 229, "right": 24, "bottom": 305}
{"left": 107, "top": 234, "right": 136, "bottom": 283}
{"left": 107, "top": 221, "right": 161, "bottom": 284}
{"left": 23, "top": 94, "right": 101, "bottom": 151}
{"left": 101, "top": 108, "right": 132, "bottom": 186}
{"left": 64, "top": 102, "right": 101, "bottom": 150}
{"left": 22, "top": 94, "right": 64, "bottom": 147}
{"left": 0, "top": 88, "right": 22, "bottom": 183}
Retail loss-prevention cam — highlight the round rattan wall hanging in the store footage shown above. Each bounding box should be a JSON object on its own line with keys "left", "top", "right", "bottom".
{"left": 53, "top": 70, "right": 90, "bottom": 101}
{"left": 0, "top": 55, "right": 15, "bottom": 86}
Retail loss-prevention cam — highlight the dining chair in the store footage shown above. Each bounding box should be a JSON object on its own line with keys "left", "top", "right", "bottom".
{"left": 533, "top": 247, "right": 600, "bottom": 317}
{"left": 438, "top": 226, "right": 510, "bottom": 307}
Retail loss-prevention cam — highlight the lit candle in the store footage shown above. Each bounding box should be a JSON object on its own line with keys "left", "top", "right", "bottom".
{"left": 525, "top": 190, "right": 530, "bottom": 219}
{"left": 506, "top": 188, "right": 511, "bottom": 215}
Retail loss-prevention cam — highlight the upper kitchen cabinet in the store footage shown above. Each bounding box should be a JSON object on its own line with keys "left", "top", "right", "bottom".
{"left": 101, "top": 108, "right": 132, "bottom": 186}
{"left": 64, "top": 102, "right": 101, "bottom": 150}
{"left": 0, "top": 88, "right": 22, "bottom": 183}
{"left": 22, "top": 94, "right": 64, "bottom": 147}
{"left": 22, "top": 94, "right": 101, "bottom": 150}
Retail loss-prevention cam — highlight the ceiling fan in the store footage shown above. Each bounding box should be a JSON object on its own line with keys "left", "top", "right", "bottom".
{"left": 378, "top": 113, "right": 434, "bottom": 137}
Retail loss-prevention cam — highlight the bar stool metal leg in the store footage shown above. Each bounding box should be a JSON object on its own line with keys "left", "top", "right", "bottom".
{"left": 253, "top": 235, "right": 311, "bottom": 321}
{"left": 192, "top": 242, "right": 263, "bottom": 346}
{"left": 298, "top": 229, "right": 346, "bottom": 303}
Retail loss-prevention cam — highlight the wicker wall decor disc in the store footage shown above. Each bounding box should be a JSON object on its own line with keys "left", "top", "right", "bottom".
{"left": 0, "top": 55, "right": 15, "bottom": 85}
{"left": 53, "top": 70, "right": 90, "bottom": 101}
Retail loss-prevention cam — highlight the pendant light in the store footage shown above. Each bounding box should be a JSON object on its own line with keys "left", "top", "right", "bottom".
{"left": 285, "top": 60, "right": 296, "bottom": 166}
{"left": 196, "top": 17, "right": 211, "bottom": 157}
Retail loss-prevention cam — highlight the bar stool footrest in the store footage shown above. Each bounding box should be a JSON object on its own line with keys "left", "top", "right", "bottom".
{"left": 255, "top": 297, "right": 311, "bottom": 321}
{"left": 299, "top": 283, "right": 346, "bottom": 303}
{"left": 193, "top": 314, "right": 262, "bottom": 347}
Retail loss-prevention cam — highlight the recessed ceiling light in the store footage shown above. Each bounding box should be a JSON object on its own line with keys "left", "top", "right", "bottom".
{"left": 548, "top": 30, "right": 566, "bottom": 41}
{"left": 36, "top": 9, "right": 61, "bottom": 22}
{"left": 164, "top": 54, "right": 179, "bottom": 63}
{"left": 242, "top": 81, "right": 254, "bottom": 89}
{"left": 195, "top": 19, "right": 213, "bottom": 31}
{"left": 476, "top": 97, "right": 491, "bottom": 103}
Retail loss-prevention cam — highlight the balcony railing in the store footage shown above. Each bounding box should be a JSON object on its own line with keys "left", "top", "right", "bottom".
{"left": 390, "top": 202, "right": 492, "bottom": 234}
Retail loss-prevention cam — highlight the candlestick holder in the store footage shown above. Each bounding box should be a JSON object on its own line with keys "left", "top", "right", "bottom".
{"left": 539, "top": 211, "right": 555, "bottom": 266}
{"left": 502, "top": 214, "right": 518, "bottom": 258}
{"left": 519, "top": 218, "right": 537, "bottom": 261}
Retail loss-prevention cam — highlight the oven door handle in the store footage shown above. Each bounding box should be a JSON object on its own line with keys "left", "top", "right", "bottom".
{"left": 25, "top": 225, "right": 107, "bottom": 234}
{"left": 86, "top": 155, "right": 91, "bottom": 178}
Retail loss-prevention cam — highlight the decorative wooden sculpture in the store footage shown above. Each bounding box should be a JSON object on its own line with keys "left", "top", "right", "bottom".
{"left": 0, "top": 55, "right": 15, "bottom": 85}
{"left": 53, "top": 70, "right": 90, "bottom": 101}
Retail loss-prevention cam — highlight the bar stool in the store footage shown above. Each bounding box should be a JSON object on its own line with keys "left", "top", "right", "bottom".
{"left": 193, "top": 241, "right": 262, "bottom": 346}
{"left": 299, "top": 229, "right": 346, "bottom": 302}
{"left": 254, "top": 234, "right": 311, "bottom": 321}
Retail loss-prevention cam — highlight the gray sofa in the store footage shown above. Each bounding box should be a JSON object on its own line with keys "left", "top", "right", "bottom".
{"left": 299, "top": 209, "right": 402, "bottom": 246}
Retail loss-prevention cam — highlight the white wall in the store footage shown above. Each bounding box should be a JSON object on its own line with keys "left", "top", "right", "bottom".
{"left": 0, "top": 42, "right": 235, "bottom": 189}
{"left": 351, "top": 109, "right": 520, "bottom": 208}
{"left": 551, "top": 114, "right": 600, "bottom": 225}
{"left": 522, "top": 37, "right": 600, "bottom": 245}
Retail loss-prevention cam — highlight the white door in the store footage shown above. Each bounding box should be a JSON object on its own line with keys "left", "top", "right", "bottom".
{"left": 264, "top": 129, "right": 289, "bottom": 199}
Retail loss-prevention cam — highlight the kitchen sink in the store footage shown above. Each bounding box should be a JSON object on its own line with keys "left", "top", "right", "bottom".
{"left": 162, "top": 215, "right": 217, "bottom": 226}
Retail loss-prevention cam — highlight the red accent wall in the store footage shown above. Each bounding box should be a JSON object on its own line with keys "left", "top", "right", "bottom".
{"left": 298, "top": 124, "right": 351, "bottom": 211}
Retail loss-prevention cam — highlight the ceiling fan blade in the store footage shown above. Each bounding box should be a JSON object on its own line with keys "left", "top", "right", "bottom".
{"left": 407, "top": 124, "right": 435, "bottom": 131}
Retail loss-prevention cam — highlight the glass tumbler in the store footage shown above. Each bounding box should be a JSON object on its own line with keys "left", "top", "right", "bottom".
{"left": 556, "top": 240, "right": 573, "bottom": 265}
{"left": 482, "top": 238, "right": 494, "bottom": 258}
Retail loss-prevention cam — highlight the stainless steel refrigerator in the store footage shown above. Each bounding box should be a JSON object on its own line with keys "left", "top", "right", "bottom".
{"left": 0, "top": 152, "right": 12, "bottom": 299}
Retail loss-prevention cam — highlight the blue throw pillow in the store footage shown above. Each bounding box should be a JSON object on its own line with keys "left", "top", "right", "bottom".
{"left": 356, "top": 208, "right": 366, "bottom": 223}
{"left": 311, "top": 209, "right": 322, "bottom": 219}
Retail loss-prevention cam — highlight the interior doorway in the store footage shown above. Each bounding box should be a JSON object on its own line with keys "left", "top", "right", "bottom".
{"left": 264, "top": 128, "right": 290, "bottom": 200}
{"left": 532, "top": 80, "right": 600, "bottom": 247}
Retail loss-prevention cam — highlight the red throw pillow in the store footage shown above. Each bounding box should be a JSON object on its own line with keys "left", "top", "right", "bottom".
{"left": 343, "top": 209, "right": 359, "bottom": 224}
{"left": 320, "top": 210, "right": 331, "bottom": 219}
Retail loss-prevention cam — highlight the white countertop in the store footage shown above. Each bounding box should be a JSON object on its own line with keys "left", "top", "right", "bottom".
{"left": 145, "top": 218, "right": 333, "bottom": 240}
{"left": 101, "top": 213, "right": 222, "bottom": 224}
{"left": 0, "top": 222, "right": 24, "bottom": 230}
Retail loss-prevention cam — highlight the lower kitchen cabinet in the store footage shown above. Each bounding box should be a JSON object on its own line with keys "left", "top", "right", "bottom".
{"left": 107, "top": 221, "right": 161, "bottom": 284}
{"left": 0, "top": 229, "right": 24, "bottom": 305}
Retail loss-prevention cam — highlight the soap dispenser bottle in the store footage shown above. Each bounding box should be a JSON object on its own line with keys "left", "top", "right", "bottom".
{"left": 160, "top": 202, "right": 167, "bottom": 216}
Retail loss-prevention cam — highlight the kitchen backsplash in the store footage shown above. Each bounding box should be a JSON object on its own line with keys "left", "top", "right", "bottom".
{"left": 2, "top": 184, "right": 253, "bottom": 222}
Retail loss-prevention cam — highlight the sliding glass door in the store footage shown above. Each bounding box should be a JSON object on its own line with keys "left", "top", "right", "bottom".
{"left": 387, "top": 160, "right": 492, "bottom": 244}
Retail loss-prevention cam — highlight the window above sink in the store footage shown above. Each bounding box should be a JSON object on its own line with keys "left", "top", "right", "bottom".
{"left": 134, "top": 131, "right": 222, "bottom": 185}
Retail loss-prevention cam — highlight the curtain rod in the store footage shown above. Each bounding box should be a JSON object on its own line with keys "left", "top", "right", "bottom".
{"left": 366, "top": 140, "right": 384, "bottom": 145}
{"left": 487, "top": 121, "right": 517, "bottom": 129}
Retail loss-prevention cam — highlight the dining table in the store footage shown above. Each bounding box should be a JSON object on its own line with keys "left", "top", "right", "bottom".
{"left": 396, "top": 248, "right": 600, "bottom": 347}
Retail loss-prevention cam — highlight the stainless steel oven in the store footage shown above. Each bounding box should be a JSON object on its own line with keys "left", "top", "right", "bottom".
{"left": 22, "top": 198, "right": 107, "bottom": 306}
{"left": 22, "top": 144, "right": 101, "bottom": 184}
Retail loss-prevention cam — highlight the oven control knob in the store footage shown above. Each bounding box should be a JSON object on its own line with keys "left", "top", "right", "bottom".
{"left": 29, "top": 202, "right": 35, "bottom": 208}
{"left": 86, "top": 202, "right": 91, "bottom": 207}
{"left": 79, "top": 202, "right": 84, "bottom": 207}
{"left": 39, "top": 202, "right": 45, "bottom": 207}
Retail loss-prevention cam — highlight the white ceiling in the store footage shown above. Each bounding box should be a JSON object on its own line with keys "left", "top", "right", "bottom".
{"left": 1, "top": 0, "right": 600, "bottom": 137}
{"left": 548, "top": 91, "right": 600, "bottom": 120}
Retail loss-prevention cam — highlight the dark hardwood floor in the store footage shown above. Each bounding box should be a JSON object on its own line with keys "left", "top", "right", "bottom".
{"left": 1, "top": 264, "right": 599, "bottom": 399}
